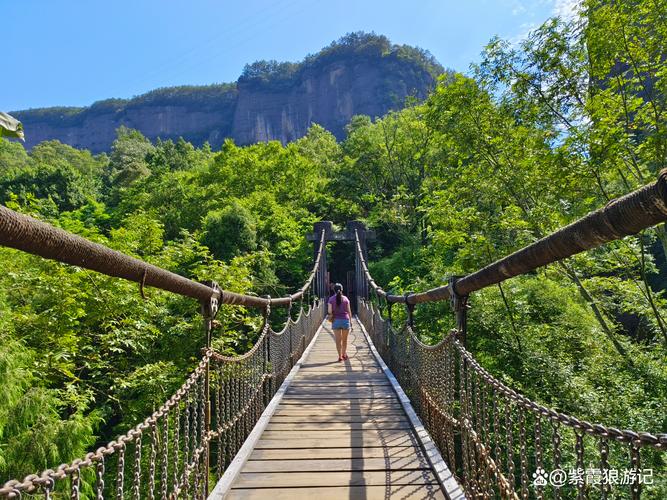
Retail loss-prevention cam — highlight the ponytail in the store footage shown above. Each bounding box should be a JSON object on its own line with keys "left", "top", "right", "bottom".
{"left": 333, "top": 283, "right": 343, "bottom": 306}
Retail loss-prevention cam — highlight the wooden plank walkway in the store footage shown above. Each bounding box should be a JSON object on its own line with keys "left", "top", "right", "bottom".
{"left": 223, "top": 319, "right": 447, "bottom": 499}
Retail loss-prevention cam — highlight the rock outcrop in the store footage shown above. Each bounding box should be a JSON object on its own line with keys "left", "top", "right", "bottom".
{"left": 14, "top": 34, "right": 441, "bottom": 152}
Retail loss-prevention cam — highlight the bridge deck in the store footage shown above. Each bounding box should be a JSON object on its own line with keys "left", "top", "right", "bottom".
{"left": 223, "top": 319, "right": 446, "bottom": 499}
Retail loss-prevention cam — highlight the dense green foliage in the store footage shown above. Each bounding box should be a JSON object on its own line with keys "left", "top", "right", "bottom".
{"left": 239, "top": 32, "right": 443, "bottom": 89}
{"left": 0, "top": 0, "right": 665, "bottom": 490}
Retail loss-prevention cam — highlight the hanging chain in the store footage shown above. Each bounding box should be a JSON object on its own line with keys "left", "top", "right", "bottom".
{"left": 551, "top": 419, "right": 562, "bottom": 500}
{"left": 575, "top": 429, "right": 585, "bottom": 500}
{"left": 132, "top": 432, "right": 142, "bottom": 500}
{"left": 518, "top": 409, "right": 529, "bottom": 499}
{"left": 116, "top": 442, "right": 126, "bottom": 500}
{"left": 148, "top": 422, "right": 157, "bottom": 500}
{"left": 599, "top": 436, "right": 610, "bottom": 500}
{"left": 534, "top": 414, "right": 543, "bottom": 500}
{"left": 95, "top": 457, "right": 105, "bottom": 500}
{"left": 630, "top": 442, "right": 641, "bottom": 500}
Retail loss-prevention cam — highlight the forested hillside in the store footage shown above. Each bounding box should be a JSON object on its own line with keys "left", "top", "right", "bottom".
{"left": 1, "top": 0, "right": 666, "bottom": 488}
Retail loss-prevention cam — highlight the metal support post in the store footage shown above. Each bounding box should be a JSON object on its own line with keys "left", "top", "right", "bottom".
{"left": 200, "top": 281, "right": 221, "bottom": 498}
{"left": 405, "top": 292, "right": 416, "bottom": 329}
{"left": 448, "top": 276, "right": 470, "bottom": 346}
{"left": 263, "top": 295, "right": 273, "bottom": 403}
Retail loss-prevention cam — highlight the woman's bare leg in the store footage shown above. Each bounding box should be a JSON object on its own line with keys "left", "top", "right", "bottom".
{"left": 334, "top": 329, "right": 342, "bottom": 357}
{"left": 341, "top": 328, "right": 350, "bottom": 358}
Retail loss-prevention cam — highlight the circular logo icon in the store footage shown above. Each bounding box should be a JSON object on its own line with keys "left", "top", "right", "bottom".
{"left": 550, "top": 469, "right": 567, "bottom": 488}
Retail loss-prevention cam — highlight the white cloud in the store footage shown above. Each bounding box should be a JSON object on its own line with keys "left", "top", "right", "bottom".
{"left": 511, "top": 1, "right": 527, "bottom": 16}
{"left": 509, "top": 21, "right": 538, "bottom": 46}
{"left": 507, "top": 0, "right": 582, "bottom": 47}
{"left": 552, "top": 0, "right": 582, "bottom": 20}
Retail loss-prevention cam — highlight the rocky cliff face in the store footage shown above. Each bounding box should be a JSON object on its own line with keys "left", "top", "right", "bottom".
{"left": 14, "top": 35, "right": 440, "bottom": 152}
{"left": 232, "top": 56, "right": 435, "bottom": 145}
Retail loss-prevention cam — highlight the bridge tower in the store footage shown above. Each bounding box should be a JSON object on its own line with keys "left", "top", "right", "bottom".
{"left": 307, "top": 221, "right": 375, "bottom": 310}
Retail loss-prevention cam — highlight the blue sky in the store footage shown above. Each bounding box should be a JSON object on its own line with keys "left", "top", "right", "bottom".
{"left": 2, "top": 0, "right": 577, "bottom": 111}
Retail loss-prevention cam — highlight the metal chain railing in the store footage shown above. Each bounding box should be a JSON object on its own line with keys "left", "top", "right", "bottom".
{"left": 353, "top": 172, "right": 667, "bottom": 497}
{"left": 0, "top": 298, "right": 325, "bottom": 499}
{"left": 353, "top": 172, "right": 667, "bottom": 499}
{"left": 0, "top": 217, "right": 328, "bottom": 499}
{"left": 357, "top": 297, "right": 667, "bottom": 499}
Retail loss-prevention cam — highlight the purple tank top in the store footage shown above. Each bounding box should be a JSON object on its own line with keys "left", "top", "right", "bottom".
{"left": 328, "top": 295, "right": 350, "bottom": 320}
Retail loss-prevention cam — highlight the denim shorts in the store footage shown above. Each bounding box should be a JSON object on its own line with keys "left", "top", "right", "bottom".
{"left": 332, "top": 319, "right": 351, "bottom": 330}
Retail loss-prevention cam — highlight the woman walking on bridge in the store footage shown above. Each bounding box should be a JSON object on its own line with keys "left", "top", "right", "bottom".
{"left": 328, "top": 283, "right": 352, "bottom": 362}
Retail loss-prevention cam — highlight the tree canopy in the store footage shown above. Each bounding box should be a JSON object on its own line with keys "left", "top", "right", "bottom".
{"left": 0, "top": 1, "right": 665, "bottom": 493}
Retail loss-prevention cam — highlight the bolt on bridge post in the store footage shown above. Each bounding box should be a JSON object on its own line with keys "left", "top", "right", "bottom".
{"left": 200, "top": 281, "right": 221, "bottom": 498}
{"left": 447, "top": 276, "right": 469, "bottom": 346}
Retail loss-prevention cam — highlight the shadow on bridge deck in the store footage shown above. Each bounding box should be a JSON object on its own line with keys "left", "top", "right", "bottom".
{"left": 212, "top": 319, "right": 457, "bottom": 499}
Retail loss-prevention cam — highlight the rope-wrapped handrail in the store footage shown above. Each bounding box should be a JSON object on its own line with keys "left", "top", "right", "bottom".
{"left": 0, "top": 205, "right": 326, "bottom": 309}
{"left": 360, "top": 169, "right": 667, "bottom": 304}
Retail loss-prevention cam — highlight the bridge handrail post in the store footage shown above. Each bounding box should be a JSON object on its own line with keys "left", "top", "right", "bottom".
{"left": 447, "top": 276, "right": 469, "bottom": 347}
{"left": 262, "top": 296, "right": 273, "bottom": 404}
{"left": 287, "top": 299, "right": 294, "bottom": 368}
{"left": 200, "top": 281, "right": 221, "bottom": 498}
{"left": 404, "top": 292, "right": 416, "bottom": 329}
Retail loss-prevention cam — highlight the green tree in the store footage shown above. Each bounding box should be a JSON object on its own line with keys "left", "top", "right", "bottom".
{"left": 108, "top": 126, "right": 154, "bottom": 189}
{"left": 202, "top": 200, "right": 257, "bottom": 260}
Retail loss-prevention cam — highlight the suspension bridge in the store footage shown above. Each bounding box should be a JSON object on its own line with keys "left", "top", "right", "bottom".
{"left": 0, "top": 172, "right": 666, "bottom": 499}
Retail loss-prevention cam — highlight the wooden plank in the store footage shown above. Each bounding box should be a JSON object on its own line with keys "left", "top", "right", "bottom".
{"left": 290, "top": 377, "right": 389, "bottom": 383}
{"left": 249, "top": 445, "right": 424, "bottom": 461}
{"left": 284, "top": 388, "right": 396, "bottom": 394}
{"left": 298, "top": 361, "right": 381, "bottom": 365}
{"left": 271, "top": 410, "right": 407, "bottom": 418}
{"left": 227, "top": 485, "right": 446, "bottom": 499}
{"left": 273, "top": 405, "right": 405, "bottom": 413}
{"left": 306, "top": 351, "right": 376, "bottom": 355}
{"left": 275, "top": 401, "right": 402, "bottom": 408}
{"left": 259, "top": 429, "right": 415, "bottom": 440}
{"left": 287, "top": 379, "right": 390, "bottom": 385}
{"left": 305, "top": 355, "right": 377, "bottom": 359}
{"left": 282, "top": 395, "right": 397, "bottom": 400}
{"left": 265, "top": 421, "right": 411, "bottom": 431}
{"left": 281, "top": 394, "right": 397, "bottom": 400}
{"left": 278, "top": 397, "right": 399, "bottom": 403}
{"left": 270, "top": 416, "right": 409, "bottom": 423}
{"left": 232, "top": 470, "right": 440, "bottom": 488}
{"left": 276, "top": 406, "right": 402, "bottom": 412}
{"left": 242, "top": 456, "right": 431, "bottom": 473}
{"left": 303, "top": 363, "right": 382, "bottom": 375}
{"left": 285, "top": 388, "right": 395, "bottom": 395}
{"left": 288, "top": 381, "right": 392, "bottom": 387}
{"left": 255, "top": 434, "right": 420, "bottom": 449}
